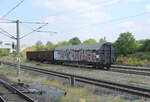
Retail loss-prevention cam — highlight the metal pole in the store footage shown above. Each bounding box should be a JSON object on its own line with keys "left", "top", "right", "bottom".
{"left": 16, "top": 20, "right": 20, "bottom": 77}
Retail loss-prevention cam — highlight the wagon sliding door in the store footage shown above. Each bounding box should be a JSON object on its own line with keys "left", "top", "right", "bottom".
{"left": 104, "top": 44, "right": 112, "bottom": 66}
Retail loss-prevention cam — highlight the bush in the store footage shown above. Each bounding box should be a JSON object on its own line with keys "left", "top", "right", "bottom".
{"left": 0, "top": 48, "right": 9, "bottom": 56}
{"left": 127, "top": 52, "right": 150, "bottom": 60}
{"left": 114, "top": 32, "right": 137, "bottom": 56}
{"left": 137, "top": 39, "right": 150, "bottom": 52}
{"left": 116, "top": 56, "right": 150, "bottom": 67}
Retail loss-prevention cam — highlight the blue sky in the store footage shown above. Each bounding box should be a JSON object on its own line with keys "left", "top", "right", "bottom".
{"left": 0, "top": 0, "right": 150, "bottom": 46}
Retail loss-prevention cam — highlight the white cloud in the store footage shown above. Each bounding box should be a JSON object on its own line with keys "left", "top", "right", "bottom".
{"left": 127, "top": 0, "right": 144, "bottom": 2}
{"left": 36, "top": 0, "right": 99, "bottom": 13}
{"left": 36, "top": 0, "right": 121, "bottom": 11}
{"left": 29, "top": 0, "right": 148, "bottom": 45}
{"left": 0, "top": 19, "right": 15, "bottom": 43}
{"left": 145, "top": 18, "right": 150, "bottom": 24}
{"left": 35, "top": 0, "right": 112, "bottom": 43}
{"left": 36, "top": 0, "right": 112, "bottom": 21}
{"left": 0, "top": 19, "right": 16, "bottom": 36}
{"left": 118, "top": 21, "right": 136, "bottom": 28}
{"left": 36, "top": 0, "right": 111, "bottom": 32}
{"left": 146, "top": 4, "right": 150, "bottom": 11}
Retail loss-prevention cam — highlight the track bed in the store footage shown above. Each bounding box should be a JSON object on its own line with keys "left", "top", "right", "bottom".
{"left": 0, "top": 79, "right": 35, "bottom": 102}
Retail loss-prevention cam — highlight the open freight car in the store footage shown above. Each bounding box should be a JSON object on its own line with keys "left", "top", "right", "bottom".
{"left": 27, "top": 51, "right": 54, "bottom": 63}
{"left": 54, "top": 42, "right": 115, "bottom": 69}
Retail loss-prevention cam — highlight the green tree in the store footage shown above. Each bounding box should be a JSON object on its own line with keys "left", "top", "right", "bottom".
{"left": 114, "top": 32, "right": 137, "bottom": 56}
{"left": 83, "top": 39, "right": 97, "bottom": 44}
{"left": 35, "top": 40, "right": 45, "bottom": 51}
{"left": 0, "top": 48, "right": 9, "bottom": 56}
{"left": 46, "top": 41, "right": 54, "bottom": 50}
{"left": 99, "top": 37, "right": 107, "bottom": 44}
{"left": 137, "top": 39, "right": 150, "bottom": 52}
{"left": 46, "top": 41, "right": 53, "bottom": 46}
{"left": 56, "top": 41, "right": 72, "bottom": 47}
{"left": 0, "top": 41, "right": 2, "bottom": 46}
{"left": 69, "top": 37, "right": 81, "bottom": 45}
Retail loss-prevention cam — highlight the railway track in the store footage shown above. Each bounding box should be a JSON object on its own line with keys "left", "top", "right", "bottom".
{"left": 62, "top": 63, "right": 150, "bottom": 76}
{"left": 111, "top": 65, "right": 150, "bottom": 71}
{"left": 2, "top": 60, "right": 149, "bottom": 76}
{"left": 0, "top": 79, "right": 35, "bottom": 102}
{"left": 51, "top": 62, "right": 150, "bottom": 76}
{"left": 2, "top": 61, "right": 150, "bottom": 98}
{"left": 110, "top": 67, "right": 150, "bottom": 76}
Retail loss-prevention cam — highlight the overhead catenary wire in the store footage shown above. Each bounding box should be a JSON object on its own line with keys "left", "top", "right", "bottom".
{"left": 0, "top": 31, "right": 16, "bottom": 39}
{"left": 20, "top": 23, "right": 48, "bottom": 39}
{"left": 0, "top": 28, "right": 16, "bottom": 39}
{"left": 0, "top": 6, "right": 149, "bottom": 41}
{"left": 0, "top": 27, "right": 15, "bottom": 38}
{"left": 21, "top": 22, "right": 57, "bottom": 34}
{"left": 0, "top": 18, "right": 15, "bottom": 22}
{"left": 97, "top": 11, "right": 150, "bottom": 25}
{"left": 19, "top": 21, "right": 48, "bottom": 24}
{"left": 0, "top": 10, "right": 148, "bottom": 25}
{"left": 36, "top": 30, "right": 57, "bottom": 34}
{"left": 1, "top": 0, "right": 25, "bottom": 18}
{"left": 0, "top": 21, "right": 15, "bottom": 23}
{"left": 18, "top": 11, "right": 150, "bottom": 25}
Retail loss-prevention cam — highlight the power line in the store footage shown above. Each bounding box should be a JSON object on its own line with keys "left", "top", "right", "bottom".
{"left": 19, "top": 21, "right": 48, "bottom": 24}
{"left": 37, "top": 30, "right": 57, "bottom": 34}
{"left": 0, "top": 28, "right": 16, "bottom": 39}
{"left": 0, "top": 18, "right": 15, "bottom": 22}
{"left": 0, "top": 31, "right": 16, "bottom": 39}
{"left": 98, "top": 11, "right": 150, "bottom": 25}
{"left": 0, "top": 19, "right": 16, "bottom": 23}
{"left": 1, "top": 0, "right": 25, "bottom": 18}
{"left": 0, "top": 21, "right": 15, "bottom": 23}
{"left": 18, "top": 11, "right": 150, "bottom": 25}
{"left": 22, "top": 23, "right": 57, "bottom": 34}
{"left": 20, "top": 23, "right": 48, "bottom": 39}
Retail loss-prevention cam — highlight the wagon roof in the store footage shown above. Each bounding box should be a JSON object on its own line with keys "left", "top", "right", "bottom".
{"left": 55, "top": 42, "right": 112, "bottom": 50}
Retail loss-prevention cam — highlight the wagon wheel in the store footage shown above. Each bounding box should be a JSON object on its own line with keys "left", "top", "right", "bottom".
{"left": 104, "top": 66, "right": 110, "bottom": 70}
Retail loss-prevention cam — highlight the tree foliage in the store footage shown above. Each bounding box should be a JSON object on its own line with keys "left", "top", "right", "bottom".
{"left": 46, "top": 41, "right": 54, "bottom": 50}
{"left": 114, "top": 32, "right": 137, "bottom": 56}
{"left": 83, "top": 39, "right": 97, "bottom": 44}
{"left": 0, "top": 41, "right": 3, "bottom": 45}
{"left": 99, "top": 37, "right": 107, "bottom": 44}
{"left": 137, "top": 39, "right": 150, "bottom": 52}
{"left": 35, "top": 40, "right": 45, "bottom": 51}
{"left": 46, "top": 41, "right": 53, "bottom": 46}
{"left": 56, "top": 41, "right": 72, "bottom": 47}
{"left": 69, "top": 37, "right": 81, "bottom": 45}
{"left": 0, "top": 48, "right": 9, "bottom": 56}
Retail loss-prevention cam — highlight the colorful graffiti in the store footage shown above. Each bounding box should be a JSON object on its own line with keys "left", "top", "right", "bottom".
{"left": 54, "top": 50, "right": 100, "bottom": 62}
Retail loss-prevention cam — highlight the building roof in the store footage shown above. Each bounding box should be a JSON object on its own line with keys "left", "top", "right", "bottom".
{"left": 55, "top": 42, "right": 112, "bottom": 50}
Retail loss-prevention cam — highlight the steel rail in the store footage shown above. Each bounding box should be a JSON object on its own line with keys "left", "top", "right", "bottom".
{"left": 0, "top": 96, "right": 6, "bottom": 102}
{"left": 0, "top": 79, "right": 35, "bottom": 102}
{"left": 8, "top": 62, "right": 150, "bottom": 76}
{"left": 109, "top": 69, "right": 150, "bottom": 76}
{"left": 111, "top": 65, "right": 150, "bottom": 71}
{"left": 3, "top": 61, "right": 150, "bottom": 76}
{"left": 2, "top": 61, "right": 150, "bottom": 98}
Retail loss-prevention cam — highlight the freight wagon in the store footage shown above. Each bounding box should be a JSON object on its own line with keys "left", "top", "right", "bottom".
{"left": 27, "top": 42, "right": 115, "bottom": 69}
{"left": 27, "top": 51, "right": 54, "bottom": 62}
{"left": 54, "top": 42, "right": 115, "bottom": 69}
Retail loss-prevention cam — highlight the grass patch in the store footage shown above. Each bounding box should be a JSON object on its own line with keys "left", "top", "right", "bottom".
{"left": 116, "top": 57, "right": 150, "bottom": 67}
{"left": 0, "top": 65, "right": 148, "bottom": 102}
{"left": 116, "top": 52, "right": 150, "bottom": 67}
